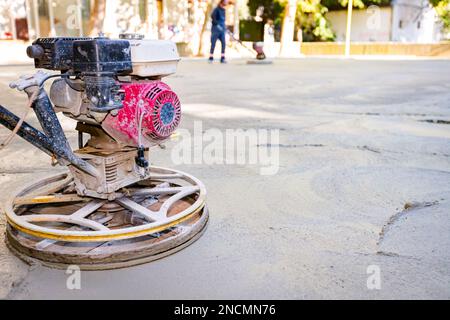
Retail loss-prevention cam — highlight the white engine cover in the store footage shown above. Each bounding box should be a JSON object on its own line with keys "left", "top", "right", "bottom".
{"left": 129, "top": 39, "right": 180, "bottom": 78}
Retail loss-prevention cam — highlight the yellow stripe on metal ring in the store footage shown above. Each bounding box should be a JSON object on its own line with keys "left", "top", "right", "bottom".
{"left": 7, "top": 204, "right": 205, "bottom": 242}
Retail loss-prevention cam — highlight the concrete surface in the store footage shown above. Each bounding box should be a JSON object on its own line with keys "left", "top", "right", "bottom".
{"left": 0, "top": 58, "right": 449, "bottom": 299}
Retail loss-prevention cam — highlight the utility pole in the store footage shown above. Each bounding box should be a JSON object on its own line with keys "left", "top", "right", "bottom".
{"left": 345, "top": 0, "right": 353, "bottom": 57}
{"left": 32, "top": 0, "right": 40, "bottom": 38}
{"left": 25, "top": 0, "right": 34, "bottom": 40}
{"left": 103, "top": 0, "right": 118, "bottom": 37}
{"left": 76, "top": 0, "right": 83, "bottom": 36}
{"left": 48, "top": 0, "right": 55, "bottom": 36}
{"left": 280, "top": 0, "right": 298, "bottom": 57}
{"left": 9, "top": 6, "right": 17, "bottom": 40}
{"left": 233, "top": 0, "right": 239, "bottom": 39}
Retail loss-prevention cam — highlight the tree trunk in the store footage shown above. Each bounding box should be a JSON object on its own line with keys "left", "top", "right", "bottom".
{"left": 197, "top": 0, "right": 213, "bottom": 56}
{"left": 280, "top": 0, "right": 298, "bottom": 56}
{"left": 88, "top": 0, "right": 106, "bottom": 36}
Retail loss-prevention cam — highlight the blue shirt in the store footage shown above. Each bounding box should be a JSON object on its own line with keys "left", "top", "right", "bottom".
{"left": 211, "top": 6, "right": 226, "bottom": 33}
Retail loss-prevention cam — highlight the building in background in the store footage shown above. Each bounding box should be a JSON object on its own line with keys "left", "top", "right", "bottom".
{"left": 326, "top": 0, "right": 443, "bottom": 43}
{"left": 327, "top": 4, "right": 392, "bottom": 42}
{"left": 0, "top": 0, "right": 29, "bottom": 40}
{"left": 0, "top": 0, "right": 447, "bottom": 62}
{"left": 391, "top": 0, "right": 442, "bottom": 42}
{"left": 0, "top": 0, "right": 240, "bottom": 55}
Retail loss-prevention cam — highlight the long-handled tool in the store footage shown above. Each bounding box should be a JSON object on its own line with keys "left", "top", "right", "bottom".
{"left": 227, "top": 29, "right": 267, "bottom": 60}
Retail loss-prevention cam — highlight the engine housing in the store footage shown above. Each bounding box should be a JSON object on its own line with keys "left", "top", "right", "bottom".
{"left": 43, "top": 35, "right": 182, "bottom": 147}
{"left": 102, "top": 81, "right": 181, "bottom": 147}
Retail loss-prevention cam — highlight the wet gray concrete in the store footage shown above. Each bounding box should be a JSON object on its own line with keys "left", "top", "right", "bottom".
{"left": 1, "top": 58, "right": 449, "bottom": 299}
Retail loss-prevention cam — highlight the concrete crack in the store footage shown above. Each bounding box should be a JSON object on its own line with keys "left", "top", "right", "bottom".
{"left": 377, "top": 200, "right": 440, "bottom": 247}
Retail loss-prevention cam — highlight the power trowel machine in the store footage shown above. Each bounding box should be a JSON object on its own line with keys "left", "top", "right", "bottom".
{"left": 0, "top": 34, "right": 208, "bottom": 269}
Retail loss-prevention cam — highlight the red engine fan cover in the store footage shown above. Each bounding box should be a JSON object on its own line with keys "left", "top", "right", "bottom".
{"left": 102, "top": 81, "right": 181, "bottom": 147}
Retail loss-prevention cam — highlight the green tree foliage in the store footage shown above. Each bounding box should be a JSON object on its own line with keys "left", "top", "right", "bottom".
{"left": 430, "top": 0, "right": 450, "bottom": 34}
{"left": 296, "top": 1, "right": 335, "bottom": 41}
{"left": 246, "top": 0, "right": 392, "bottom": 42}
{"left": 322, "top": 0, "right": 390, "bottom": 10}
{"left": 247, "top": 0, "right": 335, "bottom": 41}
{"left": 247, "top": 0, "right": 285, "bottom": 25}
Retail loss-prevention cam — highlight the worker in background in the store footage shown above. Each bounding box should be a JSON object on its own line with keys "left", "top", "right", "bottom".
{"left": 209, "top": 0, "right": 228, "bottom": 64}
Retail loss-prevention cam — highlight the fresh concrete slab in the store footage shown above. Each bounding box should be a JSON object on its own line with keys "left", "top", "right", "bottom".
{"left": 0, "top": 58, "right": 449, "bottom": 299}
